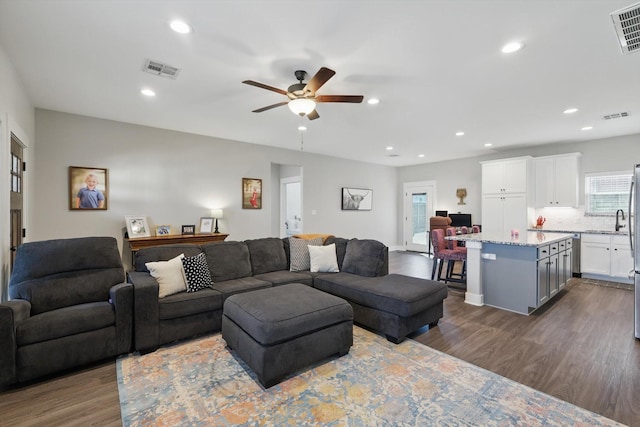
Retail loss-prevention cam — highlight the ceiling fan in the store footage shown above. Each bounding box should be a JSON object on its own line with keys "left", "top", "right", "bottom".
{"left": 242, "top": 67, "right": 363, "bottom": 120}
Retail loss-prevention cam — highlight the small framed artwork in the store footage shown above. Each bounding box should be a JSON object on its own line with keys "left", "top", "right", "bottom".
{"left": 125, "top": 215, "right": 151, "bottom": 238}
{"left": 69, "top": 166, "right": 108, "bottom": 210}
{"left": 156, "top": 225, "right": 171, "bottom": 236}
{"left": 342, "top": 187, "right": 373, "bottom": 211}
{"left": 181, "top": 225, "right": 196, "bottom": 235}
{"left": 242, "top": 178, "right": 262, "bottom": 209}
{"left": 199, "top": 217, "right": 214, "bottom": 234}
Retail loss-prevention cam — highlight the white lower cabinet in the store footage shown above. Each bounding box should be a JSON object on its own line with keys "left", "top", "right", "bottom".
{"left": 611, "top": 237, "right": 633, "bottom": 279}
{"left": 581, "top": 234, "right": 633, "bottom": 282}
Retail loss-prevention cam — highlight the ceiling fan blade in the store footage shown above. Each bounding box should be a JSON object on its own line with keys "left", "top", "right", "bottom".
{"left": 307, "top": 110, "right": 320, "bottom": 120}
{"left": 252, "top": 101, "right": 289, "bottom": 113}
{"left": 242, "top": 80, "right": 288, "bottom": 96}
{"left": 315, "top": 95, "right": 364, "bottom": 103}
{"left": 303, "top": 67, "right": 336, "bottom": 94}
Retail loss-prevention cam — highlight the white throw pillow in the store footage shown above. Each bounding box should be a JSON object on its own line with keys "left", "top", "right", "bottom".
{"left": 309, "top": 244, "right": 339, "bottom": 273}
{"left": 145, "top": 254, "right": 187, "bottom": 298}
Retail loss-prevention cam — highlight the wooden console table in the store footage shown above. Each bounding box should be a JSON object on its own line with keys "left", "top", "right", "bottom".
{"left": 127, "top": 233, "right": 229, "bottom": 253}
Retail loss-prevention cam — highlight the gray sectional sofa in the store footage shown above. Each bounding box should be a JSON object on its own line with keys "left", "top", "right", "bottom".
{"left": 128, "top": 236, "right": 447, "bottom": 353}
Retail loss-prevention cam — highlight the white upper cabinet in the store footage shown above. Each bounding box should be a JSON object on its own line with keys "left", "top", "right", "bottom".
{"left": 481, "top": 157, "right": 530, "bottom": 194}
{"left": 481, "top": 157, "right": 532, "bottom": 234}
{"left": 534, "top": 153, "right": 580, "bottom": 207}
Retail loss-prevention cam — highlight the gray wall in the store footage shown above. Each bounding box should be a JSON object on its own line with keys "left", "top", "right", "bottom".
{"left": 0, "top": 43, "right": 35, "bottom": 301}
{"left": 33, "top": 109, "right": 398, "bottom": 268}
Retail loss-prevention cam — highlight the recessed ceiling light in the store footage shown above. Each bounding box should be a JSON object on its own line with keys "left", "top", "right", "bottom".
{"left": 367, "top": 98, "right": 380, "bottom": 105}
{"left": 298, "top": 125, "right": 307, "bottom": 131}
{"left": 169, "top": 20, "right": 193, "bottom": 34}
{"left": 501, "top": 41, "right": 524, "bottom": 53}
{"left": 563, "top": 108, "right": 578, "bottom": 114}
{"left": 581, "top": 126, "right": 593, "bottom": 131}
{"left": 418, "top": 154, "right": 425, "bottom": 158}
{"left": 386, "top": 146, "right": 393, "bottom": 151}
{"left": 484, "top": 143, "right": 493, "bottom": 147}
{"left": 455, "top": 131, "right": 465, "bottom": 136}
{"left": 140, "top": 88, "right": 156, "bottom": 97}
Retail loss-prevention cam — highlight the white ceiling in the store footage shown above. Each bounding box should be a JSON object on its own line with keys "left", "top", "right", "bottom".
{"left": 0, "top": 0, "right": 638, "bottom": 167}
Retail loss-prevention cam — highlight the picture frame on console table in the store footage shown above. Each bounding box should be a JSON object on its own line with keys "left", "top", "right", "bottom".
{"left": 125, "top": 215, "right": 151, "bottom": 238}
{"left": 199, "top": 217, "right": 214, "bottom": 234}
{"left": 155, "top": 225, "right": 171, "bottom": 236}
{"left": 69, "top": 166, "right": 108, "bottom": 210}
{"left": 181, "top": 225, "right": 196, "bottom": 235}
{"left": 242, "top": 178, "right": 262, "bottom": 209}
{"left": 341, "top": 187, "right": 372, "bottom": 211}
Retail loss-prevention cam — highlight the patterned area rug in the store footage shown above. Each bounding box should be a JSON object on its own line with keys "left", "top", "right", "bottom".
{"left": 117, "top": 327, "right": 621, "bottom": 426}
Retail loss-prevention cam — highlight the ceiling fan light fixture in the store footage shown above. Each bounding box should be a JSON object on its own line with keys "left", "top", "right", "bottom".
{"left": 288, "top": 98, "right": 316, "bottom": 116}
{"left": 169, "top": 20, "right": 193, "bottom": 34}
{"left": 501, "top": 41, "right": 524, "bottom": 53}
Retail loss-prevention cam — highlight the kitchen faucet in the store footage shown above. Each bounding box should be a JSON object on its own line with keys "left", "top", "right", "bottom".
{"left": 615, "top": 209, "right": 626, "bottom": 231}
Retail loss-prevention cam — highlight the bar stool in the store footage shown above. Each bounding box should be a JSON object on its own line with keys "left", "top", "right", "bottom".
{"left": 445, "top": 227, "right": 467, "bottom": 282}
{"left": 431, "top": 229, "right": 467, "bottom": 284}
{"left": 429, "top": 216, "right": 452, "bottom": 256}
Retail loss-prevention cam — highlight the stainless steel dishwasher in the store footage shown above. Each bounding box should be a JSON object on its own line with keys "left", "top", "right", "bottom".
{"left": 572, "top": 232, "right": 581, "bottom": 277}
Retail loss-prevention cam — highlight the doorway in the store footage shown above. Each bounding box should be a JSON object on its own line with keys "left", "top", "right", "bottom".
{"left": 403, "top": 181, "right": 436, "bottom": 252}
{"left": 10, "top": 133, "right": 24, "bottom": 268}
{"left": 281, "top": 176, "right": 302, "bottom": 237}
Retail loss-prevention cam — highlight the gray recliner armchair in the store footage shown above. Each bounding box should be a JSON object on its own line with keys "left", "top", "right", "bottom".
{"left": 0, "top": 236, "right": 133, "bottom": 387}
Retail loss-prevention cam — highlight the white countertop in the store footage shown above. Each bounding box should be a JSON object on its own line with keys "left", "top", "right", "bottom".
{"left": 527, "top": 228, "right": 629, "bottom": 236}
{"left": 446, "top": 231, "right": 574, "bottom": 247}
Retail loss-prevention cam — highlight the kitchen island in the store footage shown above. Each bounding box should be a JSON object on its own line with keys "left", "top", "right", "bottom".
{"left": 447, "top": 231, "right": 574, "bottom": 315}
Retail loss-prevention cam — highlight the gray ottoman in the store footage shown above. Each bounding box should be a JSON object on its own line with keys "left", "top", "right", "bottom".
{"left": 222, "top": 283, "right": 353, "bottom": 388}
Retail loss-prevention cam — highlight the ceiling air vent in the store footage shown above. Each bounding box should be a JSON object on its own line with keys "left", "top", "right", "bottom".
{"left": 602, "top": 111, "right": 630, "bottom": 120}
{"left": 142, "top": 59, "right": 181, "bottom": 79}
{"left": 611, "top": 2, "right": 640, "bottom": 54}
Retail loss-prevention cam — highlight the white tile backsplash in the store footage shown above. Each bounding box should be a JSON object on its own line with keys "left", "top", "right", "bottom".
{"left": 534, "top": 207, "right": 629, "bottom": 232}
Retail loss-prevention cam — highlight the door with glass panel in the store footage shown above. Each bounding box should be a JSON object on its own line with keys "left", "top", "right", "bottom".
{"left": 10, "top": 133, "right": 24, "bottom": 269}
{"left": 403, "top": 181, "right": 436, "bottom": 252}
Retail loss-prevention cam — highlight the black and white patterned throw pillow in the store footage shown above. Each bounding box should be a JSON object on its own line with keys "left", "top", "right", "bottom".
{"left": 181, "top": 252, "right": 214, "bottom": 292}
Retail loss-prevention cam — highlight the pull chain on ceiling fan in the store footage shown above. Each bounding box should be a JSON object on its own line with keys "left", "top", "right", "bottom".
{"left": 242, "top": 67, "right": 363, "bottom": 120}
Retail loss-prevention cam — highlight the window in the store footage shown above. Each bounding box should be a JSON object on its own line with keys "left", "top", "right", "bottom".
{"left": 585, "top": 172, "right": 632, "bottom": 215}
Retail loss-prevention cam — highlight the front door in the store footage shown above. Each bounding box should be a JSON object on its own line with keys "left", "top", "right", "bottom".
{"left": 10, "top": 133, "right": 24, "bottom": 268}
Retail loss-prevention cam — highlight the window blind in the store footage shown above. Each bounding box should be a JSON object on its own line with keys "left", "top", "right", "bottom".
{"left": 585, "top": 172, "right": 632, "bottom": 214}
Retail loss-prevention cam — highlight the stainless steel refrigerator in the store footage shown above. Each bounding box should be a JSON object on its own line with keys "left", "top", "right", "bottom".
{"left": 630, "top": 164, "right": 640, "bottom": 340}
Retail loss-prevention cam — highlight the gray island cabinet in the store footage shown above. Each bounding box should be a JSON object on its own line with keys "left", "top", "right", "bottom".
{"left": 447, "top": 232, "right": 574, "bottom": 315}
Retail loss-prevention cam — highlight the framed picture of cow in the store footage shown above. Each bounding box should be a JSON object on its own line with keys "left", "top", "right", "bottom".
{"left": 341, "top": 187, "right": 372, "bottom": 211}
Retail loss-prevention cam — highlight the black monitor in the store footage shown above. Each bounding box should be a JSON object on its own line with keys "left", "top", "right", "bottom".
{"left": 435, "top": 210, "right": 448, "bottom": 217}
{"left": 449, "top": 213, "right": 472, "bottom": 228}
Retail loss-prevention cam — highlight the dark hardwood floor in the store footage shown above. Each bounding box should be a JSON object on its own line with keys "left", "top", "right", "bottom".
{"left": 396, "top": 250, "right": 640, "bottom": 427}
{"left": 1, "top": 250, "right": 638, "bottom": 426}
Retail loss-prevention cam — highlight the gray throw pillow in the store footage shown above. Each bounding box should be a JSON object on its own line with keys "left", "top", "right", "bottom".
{"left": 289, "top": 237, "right": 323, "bottom": 271}
{"left": 342, "top": 239, "right": 386, "bottom": 277}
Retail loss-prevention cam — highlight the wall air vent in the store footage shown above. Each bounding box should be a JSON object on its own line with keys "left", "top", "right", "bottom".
{"left": 142, "top": 59, "right": 181, "bottom": 79}
{"left": 611, "top": 2, "right": 640, "bottom": 54}
{"left": 602, "top": 111, "right": 630, "bottom": 120}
